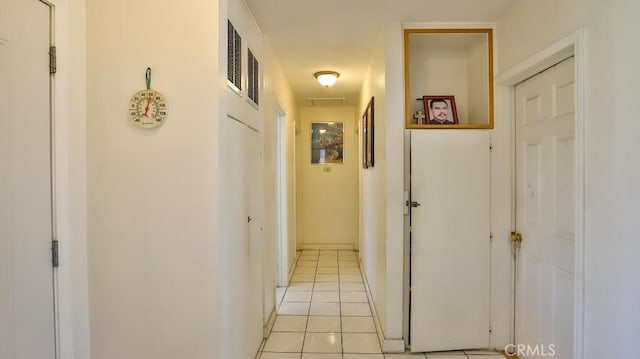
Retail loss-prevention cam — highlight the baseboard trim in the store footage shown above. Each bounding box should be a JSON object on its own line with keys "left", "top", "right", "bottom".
{"left": 359, "top": 258, "right": 406, "bottom": 354}
{"left": 300, "top": 243, "right": 354, "bottom": 250}
{"left": 263, "top": 307, "right": 277, "bottom": 338}
{"left": 288, "top": 251, "right": 301, "bottom": 283}
{"left": 382, "top": 339, "right": 406, "bottom": 353}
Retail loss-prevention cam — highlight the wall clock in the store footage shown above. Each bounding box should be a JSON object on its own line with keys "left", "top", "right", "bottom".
{"left": 129, "top": 68, "right": 168, "bottom": 128}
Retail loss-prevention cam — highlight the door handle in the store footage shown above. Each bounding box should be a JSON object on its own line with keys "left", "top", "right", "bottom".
{"left": 406, "top": 200, "right": 421, "bottom": 208}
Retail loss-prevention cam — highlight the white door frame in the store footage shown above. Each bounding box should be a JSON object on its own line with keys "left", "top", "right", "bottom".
{"left": 274, "top": 104, "right": 289, "bottom": 286}
{"left": 40, "top": 2, "right": 61, "bottom": 358}
{"left": 496, "top": 28, "right": 586, "bottom": 359}
{"left": 36, "top": 0, "right": 91, "bottom": 358}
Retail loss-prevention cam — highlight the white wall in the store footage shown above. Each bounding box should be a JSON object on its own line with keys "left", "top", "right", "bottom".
{"left": 51, "top": 0, "right": 91, "bottom": 358}
{"left": 87, "top": 0, "right": 294, "bottom": 357}
{"left": 497, "top": 0, "right": 587, "bottom": 74}
{"left": 87, "top": 1, "right": 221, "bottom": 358}
{"left": 261, "top": 35, "right": 298, "bottom": 314}
{"left": 358, "top": 22, "right": 406, "bottom": 350}
{"left": 297, "top": 107, "right": 359, "bottom": 248}
{"left": 359, "top": 26, "right": 389, "bottom": 333}
{"left": 409, "top": 47, "right": 469, "bottom": 122}
{"left": 383, "top": 21, "right": 406, "bottom": 348}
{"left": 219, "top": 1, "right": 266, "bottom": 357}
{"left": 381, "top": 22, "right": 502, "bottom": 351}
{"left": 497, "top": 0, "right": 640, "bottom": 357}
{"left": 467, "top": 40, "right": 489, "bottom": 124}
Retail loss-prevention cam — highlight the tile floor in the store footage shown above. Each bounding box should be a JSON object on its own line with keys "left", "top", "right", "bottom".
{"left": 257, "top": 250, "right": 505, "bottom": 359}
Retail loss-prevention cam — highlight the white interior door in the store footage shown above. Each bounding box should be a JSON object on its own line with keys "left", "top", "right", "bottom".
{"left": 0, "top": 1, "right": 56, "bottom": 358}
{"left": 410, "top": 131, "right": 491, "bottom": 352}
{"left": 220, "top": 117, "right": 263, "bottom": 359}
{"left": 514, "top": 57, "right": 575, "bottom": 359}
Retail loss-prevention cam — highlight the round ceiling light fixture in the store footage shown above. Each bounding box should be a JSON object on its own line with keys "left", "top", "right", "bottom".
{"left": 314, "top": 71, "right": 340, "bottom": 87}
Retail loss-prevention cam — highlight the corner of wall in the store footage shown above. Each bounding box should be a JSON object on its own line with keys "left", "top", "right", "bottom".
{"left": 357, "top": 21, "right": 406, "bottom": 345}
{"left": 52, "top": 0, "right": 91, "bottom": 357}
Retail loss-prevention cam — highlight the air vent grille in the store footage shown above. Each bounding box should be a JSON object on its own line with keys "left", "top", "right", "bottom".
{"left": 227, "top": 20, "right": 242, "bottom": 90}
{"left": 308, "top": 98, "right": 346, "bottom": 107}
{"left": 248, "top": 49, "right": 259, "bottom": 105}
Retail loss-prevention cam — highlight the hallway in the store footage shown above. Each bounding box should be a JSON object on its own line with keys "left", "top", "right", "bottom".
{"left": 258, "top": 250, "right": 506, "bottom": 359}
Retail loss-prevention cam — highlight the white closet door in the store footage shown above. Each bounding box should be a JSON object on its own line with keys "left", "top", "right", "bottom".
{"left": 410, "top": 130, "right": 491, "bottom": 352}
{"left": 219, "top": 117, "right": 264, "bottom": 359}
{"left": 0, "top": 1, "right": 56, "bottom": 358}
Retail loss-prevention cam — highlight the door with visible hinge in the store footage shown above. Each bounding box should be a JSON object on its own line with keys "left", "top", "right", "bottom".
{"left": 0, "top": 1, "right": 56, "bottom": 358}
{"left": 410, "top": 130, "right": 491, "bottom": 352}
{"left": 514, "top": 57, "right": 575, "bottom": 359}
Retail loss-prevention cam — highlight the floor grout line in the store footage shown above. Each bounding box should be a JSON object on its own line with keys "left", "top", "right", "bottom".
{"left": 263, "top": 250, "right": 389, "bottom": 359}
{"left": 298, "top": 252, "right": 318, "bottom": 358}
{"left": 267, "top": 250, "right": 505, "bottom": 359}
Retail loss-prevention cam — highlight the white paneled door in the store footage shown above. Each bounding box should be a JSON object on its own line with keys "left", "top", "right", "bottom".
{"left": 0, "top": 1, "right": 56, "bottom": 358}
{"left": 514, "top": 57, "right": 575, "bottom": 359}
{"left": 410, "top": 131, "right": 491, "bottom": 352}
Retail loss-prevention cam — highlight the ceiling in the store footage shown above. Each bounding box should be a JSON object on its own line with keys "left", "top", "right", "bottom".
{"left": 245, "top": 0, "right": 518, "bottom": 107}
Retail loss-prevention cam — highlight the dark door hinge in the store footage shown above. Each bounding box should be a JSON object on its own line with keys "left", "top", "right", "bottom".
{"left": 49, "top": 46, "right": 56, "bottom": 75}
{"left": 52, "top": 240, "right": 59, "bottom": 267}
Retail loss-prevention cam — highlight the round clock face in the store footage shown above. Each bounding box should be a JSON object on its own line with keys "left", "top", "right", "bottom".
{"left": 128, "top": 89, "right": 168, "bottom": 128}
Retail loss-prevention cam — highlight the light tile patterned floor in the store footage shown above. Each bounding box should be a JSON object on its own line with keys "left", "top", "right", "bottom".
{"left": 257, "top": 250, "right": 505, "bottom": 359}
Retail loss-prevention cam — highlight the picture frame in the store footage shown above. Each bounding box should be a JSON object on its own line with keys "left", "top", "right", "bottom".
{"left": 311, "top": 122, "right": 344, "bottom": 164}
{"left": 362, "top": 96, "right": 374, "bottom": 168}
{"left": 423, "top": 95, "right": 459, "bottom": 125}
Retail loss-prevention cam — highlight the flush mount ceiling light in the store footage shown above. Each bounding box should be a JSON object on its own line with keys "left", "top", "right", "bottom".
{"left": 314, "top": 71, "right": 340, "bottom": 87}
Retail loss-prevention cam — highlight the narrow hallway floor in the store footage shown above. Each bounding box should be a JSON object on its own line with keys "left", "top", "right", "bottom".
{"left": 257, "top": 250, "right": 506, "bottom": 359}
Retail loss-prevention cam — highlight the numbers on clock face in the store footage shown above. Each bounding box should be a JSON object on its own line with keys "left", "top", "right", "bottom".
{"left": 129, "top": 89, "right": 168, "bottom": 128}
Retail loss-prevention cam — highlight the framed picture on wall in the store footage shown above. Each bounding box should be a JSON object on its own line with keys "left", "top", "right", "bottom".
{"left": 423, "top": 95, "right": 459, "bottom": 125}
{"left": 311, "top": 122, "right": 344, "bottom": 164}
{"left": 362, "top": 97, "right": 374, "bottom": 168}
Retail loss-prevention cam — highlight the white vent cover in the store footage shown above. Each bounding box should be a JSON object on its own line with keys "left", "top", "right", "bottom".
{"left": 308, "top": 98, "right": 346, "bottom": 107}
